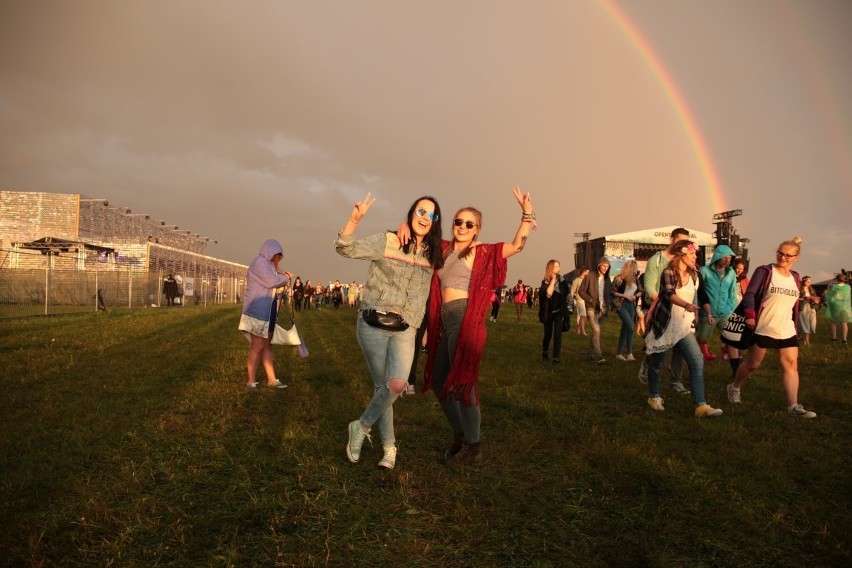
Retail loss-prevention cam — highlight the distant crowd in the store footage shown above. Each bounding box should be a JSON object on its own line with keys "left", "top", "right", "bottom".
{"left": 237, "top": 199, "right": 851, "bottom": 470}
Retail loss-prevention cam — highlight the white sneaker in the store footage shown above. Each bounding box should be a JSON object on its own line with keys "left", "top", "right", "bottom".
{"left": 378, "top": 445, "right": 397, "bottom": 469}
{"left": 647, "top": 396, "right": 665, "bottom": 411}
{"left": 346, "top": 420, "right": 371, "bottom": 463}
{"left": 695, "top": 403, "right": 723, "bottom": 418}
{"left": 626, "top": 354, "right": 636, "bottom": 361}
{"left": 670, "top": 381, "right": 690, "bottom": 395}
{"left": 787, "top": 404, "right": 817, "bottom": 419}
{"left": 727, "top": 383, "right": 741, "bottom": 404}
{"left": 616, "top": 354, "right": 626, "bottom": 361}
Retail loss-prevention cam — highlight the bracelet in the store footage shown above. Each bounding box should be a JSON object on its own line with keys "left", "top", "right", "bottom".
{"left": 521, "top": 211, "right": 536, "bottom": 220}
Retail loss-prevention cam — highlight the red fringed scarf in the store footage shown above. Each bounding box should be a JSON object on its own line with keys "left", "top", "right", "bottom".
{"left": 423, "top": 241, "right": 507, "bottom": 406}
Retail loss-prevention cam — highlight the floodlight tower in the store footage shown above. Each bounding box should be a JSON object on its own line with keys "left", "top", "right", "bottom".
{"left": 712, "top": 209, "right": 742, "bottom": 248}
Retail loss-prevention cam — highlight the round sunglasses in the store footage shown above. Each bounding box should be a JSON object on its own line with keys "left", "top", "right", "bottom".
{"left": 453, "top": 218, "right": 477, "bottom": 229}
{"left": 415, "top": 208, "right": 439, "bottom": 222}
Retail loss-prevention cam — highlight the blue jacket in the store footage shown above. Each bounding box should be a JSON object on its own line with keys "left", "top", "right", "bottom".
{"left": 697, "top": 245, "right": 738, "bottom": 317}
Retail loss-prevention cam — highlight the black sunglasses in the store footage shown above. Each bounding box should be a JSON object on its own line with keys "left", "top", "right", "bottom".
{"left": 415, "top": 208, "right": 439, "bottom": 222}
{"left": 453, "top": 218, "right": 477, "bottom": 229}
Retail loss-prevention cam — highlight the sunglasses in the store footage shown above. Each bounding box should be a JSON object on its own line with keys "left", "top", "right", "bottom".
{"left": 453, "top": 218, "right": 477, "bottom": 229}
{"left": 415, "top": 208, "right": 439, "bottom": 222}
{"left": 776, "top": 251, "right": 797, "bottom": 260}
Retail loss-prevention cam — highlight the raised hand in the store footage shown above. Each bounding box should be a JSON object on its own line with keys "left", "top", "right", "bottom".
{"left": 350, "top": 192, "right": 376, "bottom": 224}
{"left": 513, "top": 186, "right": 533, "bottom": 213}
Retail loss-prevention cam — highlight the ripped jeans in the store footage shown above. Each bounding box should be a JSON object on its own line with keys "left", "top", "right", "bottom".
{"left": 355, "top": 316, "right": 417, "bottom": 446}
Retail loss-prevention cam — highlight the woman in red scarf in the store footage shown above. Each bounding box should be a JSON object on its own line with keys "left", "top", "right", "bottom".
{"left": 423, "top": 187, "right": 535, "bottom": 466}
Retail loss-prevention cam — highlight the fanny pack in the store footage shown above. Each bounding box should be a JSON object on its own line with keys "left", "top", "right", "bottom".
{"left": 361, "top": 309, "right": 409, "bottom": 331}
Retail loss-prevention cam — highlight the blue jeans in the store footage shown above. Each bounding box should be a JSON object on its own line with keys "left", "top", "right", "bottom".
{"left": 647, "top": 332, "right": 706, "bottom": 405}
{"left": 617, "top": 302, "right": 636, "bottom": 355}
{"left": 355, "top": 316, "right": 417, "bottom": 446}
{"left": 432, "top": 299, "right": 481, "bottom": 443}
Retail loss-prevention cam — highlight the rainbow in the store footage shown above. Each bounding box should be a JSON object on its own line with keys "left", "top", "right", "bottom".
{"left": 599, "top": 0, "right": 727, "bottom": 212}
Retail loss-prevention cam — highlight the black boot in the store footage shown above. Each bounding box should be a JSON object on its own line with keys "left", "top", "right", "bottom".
{"left": 446, "top": 431, "right": 464, "bottom": 457}
{"left": 447, "top": 441, "right": 482, "bottom": 467}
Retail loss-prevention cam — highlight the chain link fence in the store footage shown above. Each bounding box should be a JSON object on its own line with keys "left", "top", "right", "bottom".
{"left": 0, "top": 247, "right": 246, "bottom": 319}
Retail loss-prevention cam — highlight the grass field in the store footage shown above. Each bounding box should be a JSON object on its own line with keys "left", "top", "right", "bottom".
{"left": 1, "top": 304, "right": 849, "bottom": 567}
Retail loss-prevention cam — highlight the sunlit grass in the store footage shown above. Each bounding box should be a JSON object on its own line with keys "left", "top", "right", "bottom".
{"left": 0, "top": 305, "right": 849, "bottom": 566}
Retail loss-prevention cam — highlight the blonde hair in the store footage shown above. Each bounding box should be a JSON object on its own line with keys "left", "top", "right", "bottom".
{"left": 618, "top": 260, "right": 637, "bottom": 284}
{"left": 780, "top": 236, "right": 803, "bottom": 253}
{"left": 449, "top": 207, "right": 482, "bottom": 260}
{"left": 544, "top": 259, "right": 559, "bottom": 280}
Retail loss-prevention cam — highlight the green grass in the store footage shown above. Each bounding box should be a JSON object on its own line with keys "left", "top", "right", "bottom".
{"left": 0, "top": 305, "right": 849, "bottom": 567}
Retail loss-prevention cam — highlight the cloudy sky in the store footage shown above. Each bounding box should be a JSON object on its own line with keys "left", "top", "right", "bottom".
{"left": 2, "top": 0, "right": 850, "bottom": 284}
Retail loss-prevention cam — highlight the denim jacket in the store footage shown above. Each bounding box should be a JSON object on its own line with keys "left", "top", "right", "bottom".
{"left": 335, "top": 231, "right": 434, "bottom": 328}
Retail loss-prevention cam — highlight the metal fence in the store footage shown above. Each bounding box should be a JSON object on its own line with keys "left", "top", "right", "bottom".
{"left": 0, "top": 248, "right": 245, "bottom": 319}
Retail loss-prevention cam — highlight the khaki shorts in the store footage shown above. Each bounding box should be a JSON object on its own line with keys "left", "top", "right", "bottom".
{"left": 695, "top": 312, "right": 733, "bottom": 342}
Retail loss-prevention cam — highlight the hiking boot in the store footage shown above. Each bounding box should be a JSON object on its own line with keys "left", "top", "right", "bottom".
{"left": 670, "top": 381, "right": 690, "bottom": 394}
{"left": 727, "top": 383, "right": 741, "bottom": 404}
{"left": 647, "top": 396, "right": 665, "bottom": 411}
{"left": 378, "top": 445, "right": 397, "bottom": 469}
{"left": 695, "top": 403, "right": 723, "bottom": 418}
{"left": 446, "top": 441, "right": 482, "bottom": 467}
{"left": 616, "top": 354, "right": 626, "bottom": 361}
{"left": 787, "top": 404, "right": 817, "bottom": 419}
{"left": 346, "top": 420, "right": 371, "bottom": 463}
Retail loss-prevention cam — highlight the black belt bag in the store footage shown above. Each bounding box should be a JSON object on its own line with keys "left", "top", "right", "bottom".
{"left": 362, "top": 309, "right": 409, "bottom": 331}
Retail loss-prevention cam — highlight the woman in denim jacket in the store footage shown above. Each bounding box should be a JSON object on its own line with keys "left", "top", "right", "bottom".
{"left": 336, "top": 193, "right": 444, "bottom": 470}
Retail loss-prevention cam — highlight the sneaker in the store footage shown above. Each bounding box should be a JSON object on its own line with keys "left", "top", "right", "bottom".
{"left": 552, "top": 358, "right": 560, "bottom": 364}
{"left": 596, "top": 358, "right": 606, "bottom": 364}
{"left": 616, "top": 354, "right": 626, "bottom": 361}
{"left": 626, "top": 354, "right": 636, "bottom": 361}
{"left": 405, "top": 384, "right": 416, "bottom": 395}
{"left": 267, "top": 379, "right": 287, "bottom": 389}
{"left": 695, "top": 403, "right": 723, "bottom": 418}
{"left": 247, "top": 382, "right": 258, "bottom": 389}
{"left": 670, "top": 381, "right": 690, "bottom": 394}
{"left": 726, "top": 383, "right": 741, "bottom": 404}
{"left": 346, "top": 420, "right": 371, "bottom": 463}
{"left": 638, "top": 359, "right": 648, "bottom": 383}
{"left": 647, "top": 396, "right": 665, "bottom": 411}
{"left": 378, "top": 445, "right": 397, "bottom": 469}
{"left": 787, "top": 404, "right": 817, "bottom": 418}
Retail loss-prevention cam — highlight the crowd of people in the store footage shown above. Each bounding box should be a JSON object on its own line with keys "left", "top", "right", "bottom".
{"left": 237, "top": 205, "right": 849, "bottom": 469}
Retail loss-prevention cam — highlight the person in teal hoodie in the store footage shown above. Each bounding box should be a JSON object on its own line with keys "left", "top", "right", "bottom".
{"left": 696, "top": 244, "right": 741, "bottom": 374}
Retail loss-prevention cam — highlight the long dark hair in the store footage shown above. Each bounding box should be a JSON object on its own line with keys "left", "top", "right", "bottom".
{"left": 401, "top": 196, "right": 444, "bottom": 269}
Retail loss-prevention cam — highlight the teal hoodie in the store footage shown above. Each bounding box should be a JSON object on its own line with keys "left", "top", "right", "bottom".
{"left": 698, "top": 244, "right": 738, "bottom": 317}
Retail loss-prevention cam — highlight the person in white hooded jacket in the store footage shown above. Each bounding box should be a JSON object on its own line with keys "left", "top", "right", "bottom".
{"left": 238, "top": 239, "right": 292, "bottom": 389}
